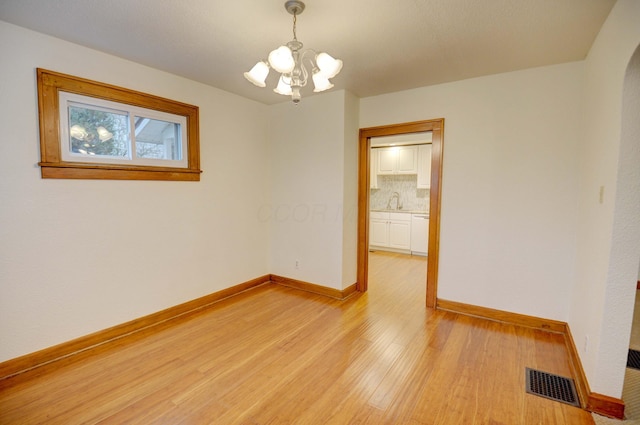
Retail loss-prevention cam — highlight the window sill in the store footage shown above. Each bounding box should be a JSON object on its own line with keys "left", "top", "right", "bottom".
{"left": 39, "top": 162, "right": 202, "bottom": 181}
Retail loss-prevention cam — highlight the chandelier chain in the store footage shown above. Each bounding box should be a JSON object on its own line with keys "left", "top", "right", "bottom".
{"left": 292, "top": 12, "right": 297, "bottom": 41}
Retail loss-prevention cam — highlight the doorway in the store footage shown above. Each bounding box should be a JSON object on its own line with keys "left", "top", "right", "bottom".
{"left": 357, "top": 119, "right": 444, "bottom": 308}
{"left": 616, "top": 43, "right": 640, "bottom": 420}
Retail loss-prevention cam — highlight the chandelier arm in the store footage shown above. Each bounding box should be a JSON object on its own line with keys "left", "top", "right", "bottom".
{"left": 289, "top": 53, "right": 309, "bottom": 88}
{"left": 283, "top": 50, "right": 323, "bottom": 91}
{"left": 300, "top": 49, "right": 319, "bottom": 65}
{"left": 299, "top": 52, "right": 318, "bottom": 85}
{"left": 300, "top": 62, "right": 308, "bottom": 86}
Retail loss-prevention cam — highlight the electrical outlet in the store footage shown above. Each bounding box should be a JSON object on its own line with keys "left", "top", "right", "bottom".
{"left": 295, "top": 260, "right": 300, "bottom": 269}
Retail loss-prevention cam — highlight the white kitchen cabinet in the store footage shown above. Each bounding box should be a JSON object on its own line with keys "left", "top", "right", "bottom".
{"left": 369, "top": 213, "right": 389, "bottom": 246}
{"left": 417, "top": 144, "right": 432, "bottom": 189}
{"left": 397, "top": 146, "right": 418, "bottom": 174}
{"left": 389, "top": 213, "right": 411, "bottom": 249}
{"left": 370, "top": 148, "right": 379, "bottom": 189}
{"left": 377, "top": 146, "right": 418, "bottom": 175}
{"left": 369, "top": 211, "right": 411, "bottom": 252}
{"left": 411, "top": 213, "right": 429, "bottom": 255}
{"left": 377, "top": 148, "right": 396, "bottom": 174}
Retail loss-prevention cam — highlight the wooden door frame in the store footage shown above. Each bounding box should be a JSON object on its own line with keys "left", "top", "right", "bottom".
{"left": 357, "top": 119, "right": 444, "bottom": 308}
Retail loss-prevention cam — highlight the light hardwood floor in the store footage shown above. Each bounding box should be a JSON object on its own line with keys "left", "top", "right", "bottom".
{"left": 0, "top": 252, "right": 594, "bottom": 424}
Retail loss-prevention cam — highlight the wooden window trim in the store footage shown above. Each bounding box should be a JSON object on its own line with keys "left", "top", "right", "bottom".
{"left": 37, "top": 68, "right": 202, "bottom": 181}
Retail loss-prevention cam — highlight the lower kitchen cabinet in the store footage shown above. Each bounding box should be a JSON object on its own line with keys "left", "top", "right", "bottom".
{"left": 370, "top": 214, "right": 390, "bottom": 247}
{"left": 369, "top": 211, "right": 412, "bottom": 252}
{"left": 410, "top": 213, "right": 429, "bottom": 255}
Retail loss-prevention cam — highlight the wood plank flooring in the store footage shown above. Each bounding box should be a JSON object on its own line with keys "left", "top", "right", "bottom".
{"left": 0, "top": 252, "right": 594, "bottom": 424}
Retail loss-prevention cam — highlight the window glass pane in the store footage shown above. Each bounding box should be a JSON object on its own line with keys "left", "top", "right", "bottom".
{"left": 134, "top": 117, "right": 182, "bottom": 160}
{"left": 68, "top": 103, "right": 130, "bottom": 158}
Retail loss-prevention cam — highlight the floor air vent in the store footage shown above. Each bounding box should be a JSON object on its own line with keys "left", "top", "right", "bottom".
{"left": 628, "top": 349, "right": 640, "bottom": 370}
{"left": 525, "top": 368, "right": 580, "bottom": 407}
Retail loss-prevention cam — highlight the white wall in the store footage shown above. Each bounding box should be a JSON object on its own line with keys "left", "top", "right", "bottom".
{"left": 267, "top": 90, "right": 358, "bottom": 289}
{"left": 0, "top": 21, "right": 270, "bottom": 362}
{"left": 570, "top": 0, "right": 640, "bottom": 398}
{"left": 341, "top": 92, "right": 360, "bottom": 287}
{"left": 361, "top": 62, "right": 583, "bottom": 321}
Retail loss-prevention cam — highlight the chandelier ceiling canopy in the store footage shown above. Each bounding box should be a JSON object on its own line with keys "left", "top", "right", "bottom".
{"left": 243, "top": 0, "right": 343, "bottom": 104}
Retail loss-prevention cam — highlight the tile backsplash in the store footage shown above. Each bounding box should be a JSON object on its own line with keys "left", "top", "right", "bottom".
{"left": 370, "top": 174, "right": 429, "bottom": 212}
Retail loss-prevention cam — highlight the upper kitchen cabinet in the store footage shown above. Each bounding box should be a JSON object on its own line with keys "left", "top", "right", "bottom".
{"left": 370, "top": 148, "right": 379, "bottom": 189}
{"left": 417, "top": 144, "right": 432, "bottom": 189}
{"left": 377, "top": 146, "right": 418, "bottom": 175}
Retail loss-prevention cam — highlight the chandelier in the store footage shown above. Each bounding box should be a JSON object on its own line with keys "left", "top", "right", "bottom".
{"left": 243, "top": 0, "right": 343, "bottom": 104}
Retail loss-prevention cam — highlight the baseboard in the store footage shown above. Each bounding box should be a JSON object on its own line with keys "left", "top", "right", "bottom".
{"left": 436, "top": 298, "right": 626, "bottom": 418}
{"left": 588, "top": 393, "right": 625, "bottom": 419}
{"left": 565, "top": 327, "right": 625, "bottom": 419}
{"left": 0, "top": 274, "right": 271, "bottom": 382}
{"left": 368, "top": 247, "right": 411, "bottom": 255}
{"left": 270, "top": 274, "right": 357, "bottom": 300}
{"left": 435, "top": 298, "right": 566, "bottom": 333}
{"left": 562, "top": 323, "right": 591, "bottom": 410}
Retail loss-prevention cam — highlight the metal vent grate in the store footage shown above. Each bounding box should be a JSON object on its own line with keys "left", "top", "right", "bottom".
{"left": 525, "top": 368, "right": 580, "bottom": 407}
{"left": 628, "top": 349, "right": 640, "bottom": 370}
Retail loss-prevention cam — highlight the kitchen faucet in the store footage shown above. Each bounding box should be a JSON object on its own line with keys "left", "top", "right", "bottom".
{"left": 386, "top": 192, "right": 402, "bottom": 210}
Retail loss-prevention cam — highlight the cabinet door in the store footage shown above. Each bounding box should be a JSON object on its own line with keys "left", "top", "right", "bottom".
{"left": 411, "top": 215, "right": 429, "bottom": 254}
{"left": 417, "top": 144, "right": 432, "bottom": 189}
{"left": 369, "top": 219, "right": 389, "bottom": 247}
{"left": 370, "top": 148, "right": 379, "bottom": 189}
{"left": 389, "top": 220, "right": 411, "bottom": 249}
{"left": 377, "top": 148, "right": 396, "bottom": 175}
{"left": 397, "top": 146, "right": 418, "bottom": 174}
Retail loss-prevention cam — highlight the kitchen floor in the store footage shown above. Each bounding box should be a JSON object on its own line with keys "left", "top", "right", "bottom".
{"left": 368, "top": 251, "right": 428, "bottom": 293}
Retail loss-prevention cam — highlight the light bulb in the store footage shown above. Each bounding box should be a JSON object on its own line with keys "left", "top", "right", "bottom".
{"left": 69, "top": 125, "right": 87, "bottom": 140}
{"left": 268, "top": 46, "right": 295, "bottom": 73}
{"left": 274, "top": 75, "right": 293, "bottom": 95}
{"left": 316, "top": 52, "right": 343, "bottom": 78}
{"left": 96, "top": 126, "right": 113, "bottom": 142}
{"left": 312, "top": 70, "right": 333, "bottom": 92}
{"left": 244, "top": 61, "right": 270, "bottom": 87}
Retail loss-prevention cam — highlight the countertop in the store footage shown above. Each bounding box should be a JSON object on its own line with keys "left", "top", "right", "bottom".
{"left": 371, "top": 209, "right": 428, "bottom": 215}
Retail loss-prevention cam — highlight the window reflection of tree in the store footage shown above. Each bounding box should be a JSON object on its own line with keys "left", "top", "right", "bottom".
{"left": 69, "top": 106, "right": 128, "bottom": 157}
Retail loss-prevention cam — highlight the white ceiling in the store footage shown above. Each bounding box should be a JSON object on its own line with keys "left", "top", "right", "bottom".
{"left": 0, "top": 0, "right": 616, "bottom": 105}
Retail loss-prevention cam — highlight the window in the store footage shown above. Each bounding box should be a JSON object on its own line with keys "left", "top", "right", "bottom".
{"left": 37, "top": 68, "right": 201, "bottom": 181}
{"left": 59, "top": 92, "right": 188, "bottom": 168}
